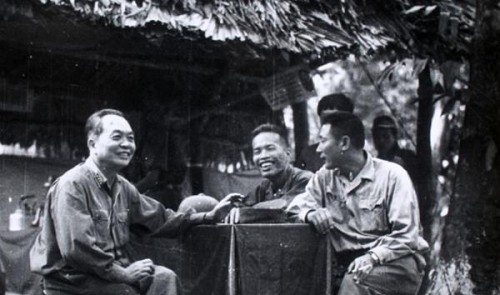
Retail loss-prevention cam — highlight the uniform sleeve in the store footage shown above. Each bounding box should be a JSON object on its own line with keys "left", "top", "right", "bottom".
{"left": 51, "top": 179, "right": 127, "bottom": 282}
{"left": 286, "top": 172, "right": 325, "bottom": 222}
{"left": 127, "top": 185, "right": 191, "bottom": 238}
{"left": 369, "top": 167, "right": 426, "bottom": 263}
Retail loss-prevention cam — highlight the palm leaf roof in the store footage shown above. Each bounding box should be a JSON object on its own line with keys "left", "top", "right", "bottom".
{"left": 36, "top": 0, "right": 474, "bottom": 60}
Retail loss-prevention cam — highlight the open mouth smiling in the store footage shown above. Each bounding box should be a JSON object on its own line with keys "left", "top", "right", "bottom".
{"left": 259, "top": 160, "right": 274, "bottom": 171}
{"left": 117, "top": 151, "right": 132, "bottom": 159}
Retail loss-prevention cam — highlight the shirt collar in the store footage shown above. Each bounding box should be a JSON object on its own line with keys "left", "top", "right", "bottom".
{"left": 84, "top": 157, "right": 111, "bottom": 188}
{"left": 335, "top": 151, "right": 375, "bottom": 195}
{"left": 336, "top": 150, "right": 375, "bottom": 183}
{"left": 357, "top": 151, "right": 375, "bottom": 182}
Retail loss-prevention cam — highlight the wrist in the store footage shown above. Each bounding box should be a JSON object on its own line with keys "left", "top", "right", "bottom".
{"left": 368, "top": 252, "right": 380, "bottom": 265}
{"left": 304, "top": 210, "right": 315, "bottom": 223}
{"left": 203, "top": 211, "right": 215, "bottom": 224}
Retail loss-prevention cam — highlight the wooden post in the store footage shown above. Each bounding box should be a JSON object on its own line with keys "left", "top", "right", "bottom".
{"left": 291, "top": 101, "right": 309, "bottom": 162}
{"left": 416, "top": 63, "right": 436, "bottom": 239}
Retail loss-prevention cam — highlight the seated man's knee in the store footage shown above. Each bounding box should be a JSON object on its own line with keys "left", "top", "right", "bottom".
{"left": 153, "top": 266, "right": 179, "bottom": 282}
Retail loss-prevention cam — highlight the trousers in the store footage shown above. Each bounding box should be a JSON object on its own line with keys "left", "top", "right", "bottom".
{"left": 43, "top": 265, "right": 182, "bottom": 295}
{"left": 337, "top": 254, "right": 425, "bottom": 295}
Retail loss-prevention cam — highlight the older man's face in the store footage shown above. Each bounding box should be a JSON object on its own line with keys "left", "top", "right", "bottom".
{"left": 252, "top": 132, "right": 290, "bottom": 179}
{"left": 89, "top": 114, "right": 136, "bottom": 172}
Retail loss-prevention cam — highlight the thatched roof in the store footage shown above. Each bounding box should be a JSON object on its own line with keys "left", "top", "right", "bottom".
{"left": 0, "top": 0, "right": 476, "bottom": 170}
{"left": 33, "top": 0, "right": 474, "bottom": 61}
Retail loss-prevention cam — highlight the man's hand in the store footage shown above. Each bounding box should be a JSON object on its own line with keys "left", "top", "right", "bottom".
{"left": 306, "top": 208, "right": 335, "bottom": 234}
{"left": 224, "top": 208, "right": 240, "bottom": 224}
{"left": 206, "top": 193, "right": 245, "bottom": 222}
{"left": 347, "top": 254, "right": 376, "bottom": 283}
{"left": 123, "top": 259, "right": 154, "bottom": 284}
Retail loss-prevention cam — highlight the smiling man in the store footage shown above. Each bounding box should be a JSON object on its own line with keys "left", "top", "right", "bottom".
{"left": 30, "top": 109, "right": 239, "bottom": 295}
{"left": 287, "top": 112, "right": 428, "bottom": 295}
{"left": 225, "top": 124, "right": 313, "bottom": 223}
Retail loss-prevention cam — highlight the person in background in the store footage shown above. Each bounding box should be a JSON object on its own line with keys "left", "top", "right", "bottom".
{"left": 30, "top": 109, "right": 240, "bottom": 295}
{"left": 287, "top": 112, "right": 428, "bottom": 295}
{"left": 226, "top": 123, "right": 313, "bottom": 223}
{"left": 296, "top": 93, "right": 354, "bottom": 172}
{"left": 371, "top": 115, "right": 418, "bottom": 185}
{"left": 123, "top": 103, "right": 187, "bottom": 210}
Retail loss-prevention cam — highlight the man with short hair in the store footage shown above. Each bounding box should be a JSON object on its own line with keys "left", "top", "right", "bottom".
{"left": 226, "top": 123, "right": 313, "bottom": 223}
{"left": 30, "top": 109, "right": 239, "bottom": 295}
{"left": 372, "top": 115, "right": 418, "bottom": 185}
{"left": 297, "top": 93, "right": 354, "bottom": 172}
{"left": 287, "top": 112, "right": 428, "bottom": 295}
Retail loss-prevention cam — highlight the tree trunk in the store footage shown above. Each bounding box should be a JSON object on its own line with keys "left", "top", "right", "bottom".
{"left": 428, "top": 1, "right": 500, "bottom": 294}
{"left": 416, "top": 63, "right": 436, "bottom": 239}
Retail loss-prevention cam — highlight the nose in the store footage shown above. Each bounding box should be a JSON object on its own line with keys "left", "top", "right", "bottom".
{"left": 254, "top": 151, "right": 270, "bottom": 164}
{"left": 120, "top": 138, "right": 135, "bottom": 150}
{"left": 259, "top": 149, "right": 273, "bottom": 160}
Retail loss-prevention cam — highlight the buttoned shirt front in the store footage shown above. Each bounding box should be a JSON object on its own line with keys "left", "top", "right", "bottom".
{"left": 287, "top": 152, "right": 429, "bottom": 264}
{"left": 30, "top": 158, "right": 190, "bottom": 283}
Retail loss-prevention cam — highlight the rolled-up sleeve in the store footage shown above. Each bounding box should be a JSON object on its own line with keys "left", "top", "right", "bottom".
{"left": 128, "top": 189, "right": 191, "bottom": 238}
{"left": 286, "top": 173, "right": 325, "bottom": 222}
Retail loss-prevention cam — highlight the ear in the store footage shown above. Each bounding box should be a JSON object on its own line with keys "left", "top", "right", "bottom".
{"left": 340, "top": 135, "right": 351, "bottom": 151}
{"left": 87, "top": 137, "right": 96, "bottom": 150}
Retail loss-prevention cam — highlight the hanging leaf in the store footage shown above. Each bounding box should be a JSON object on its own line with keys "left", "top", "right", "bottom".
{"left": 402, "top": 5, "right": 425, "bottom": 15}
{"left": 424, "top": 5, "right": 438, "bottom": 16}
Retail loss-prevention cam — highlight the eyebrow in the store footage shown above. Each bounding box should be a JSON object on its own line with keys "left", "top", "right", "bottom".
{"left": 110, "top": 130, "right": 134, "bottom": 135}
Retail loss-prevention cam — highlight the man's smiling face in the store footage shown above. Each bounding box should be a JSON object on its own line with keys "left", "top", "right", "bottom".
{"left": 89, "top": 114, "right": 136, "bottom": 172}
{"left": 252, "top": 132, "right": 290, "bottom": 179}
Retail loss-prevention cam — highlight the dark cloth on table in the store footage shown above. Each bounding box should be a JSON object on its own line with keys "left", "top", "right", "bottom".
{"left": 0, "top": 227, "right": 42, "bottom": 295}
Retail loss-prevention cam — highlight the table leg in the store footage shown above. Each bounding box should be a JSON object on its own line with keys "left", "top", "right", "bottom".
{"left": 227, "top": 226, "right": 236, "bottom": 295}
{"left": 325, "top": 236, "right": 332, "bottom": 295}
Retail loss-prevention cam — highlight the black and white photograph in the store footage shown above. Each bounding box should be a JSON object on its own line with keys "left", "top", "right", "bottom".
{"left": 0, "top": 0, "right": 499, "bottom": 294}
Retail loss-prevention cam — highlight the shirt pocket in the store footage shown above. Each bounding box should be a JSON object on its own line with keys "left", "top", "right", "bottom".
{"left": 91, "top": 209, "right": 110, "bottom": 243}
{"left": 114, "top": 211, "right": 130, "bottom": 246}
{"left": 357, "top": 197, "right": 388, "bottom": 234}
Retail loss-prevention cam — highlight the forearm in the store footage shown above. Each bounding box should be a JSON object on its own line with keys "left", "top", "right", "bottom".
{"left": 369, "top": 239, "right": 415, "bottom": 263}
{"left": 188, "top": 212, "right": 216, "bottom": 225}
{"left": 102, "top": 263, "right": 131, "bottom": 283}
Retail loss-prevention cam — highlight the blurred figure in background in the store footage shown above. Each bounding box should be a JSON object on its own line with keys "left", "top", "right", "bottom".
{"left": 371, "top": 115, "right": 418, "bottom": 185}
{"left": 123, "top": 102, "right": 187, "bottom": 210}
{"left": 296, "top": 93, "right": 354, "bottom": 172}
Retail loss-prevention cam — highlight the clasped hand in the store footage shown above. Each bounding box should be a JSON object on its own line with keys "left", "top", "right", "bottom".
{"left": 124, "top": 258, "right": 154, "bottom": 283}
{"left": 347, "top": 254, "right": 375, "bottom": 283}
{"left": 306, "top": 208, "right": 336, "bottom": 234}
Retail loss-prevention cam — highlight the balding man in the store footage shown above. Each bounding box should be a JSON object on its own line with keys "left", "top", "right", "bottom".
{"left": 30, "top": 109, "right": 240, "bottom": 295}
